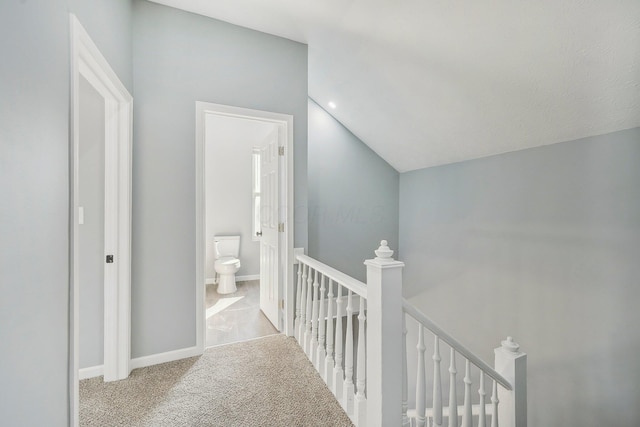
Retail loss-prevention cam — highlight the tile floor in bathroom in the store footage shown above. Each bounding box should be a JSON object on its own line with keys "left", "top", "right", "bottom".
{"left": 205, "top": 280, "right": 279, "bottom": 348}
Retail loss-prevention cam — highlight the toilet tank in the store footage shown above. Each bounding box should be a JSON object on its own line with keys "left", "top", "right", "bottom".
{"left": 214, "top": 235, "right": 240, "bottom": 258}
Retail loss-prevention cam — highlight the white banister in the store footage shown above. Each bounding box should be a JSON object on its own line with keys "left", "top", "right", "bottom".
{"left": 415, "top": 324, "right": 427, "bottom": 427}
{"left": 296, "top": 254, "right": 367, "bottom": 298}
{"left": 448, "top": 349, "right": 458, "bottom": 427}
{"left": 495, "top": 337, "right": 527, "bottom": 427}
{"left": 491, "top": 380, "right": 499, "bottom": 427}
{"left": 333, "top": 284, "right": 345, "bottom": 401}
{"left": 343, "top": 289, "right": 355, "bottom": 414}
{"left": 304, "top": 266, "right": 313, "bottom": 355}
{"left": 317, "top": 274, "right": 327, "bottom": 375}
{"left": 402, "top": 313, "right": 410, "bottom": 427}
{"left": 403, "top": 302, "right": 512, "bottom": 391}
{"left": 325, "top": 278, "right": 335, "bottom": 388}
{"left": 433, "top": 337, "right": 443, "bottom": 427}
{"left": 479, "top": 371, "right": 487, "bottom": 427}
{"left": 354, "top": 296, "right": 367, "bottom": 425}
{"left": 365, "top": 240, "right": 404, "bottom": 427}
{"left": 295, "top": 263, "right": 302, "bottom": 343}
{"left": 311, "top": 270, "right": 320, "bottom": 363}
{"left": 462, "top": 359, "right": 473, "bottom": 427}
{"left": 292, "top": 245, "right": 526, "bottom": 427}
{"left": 298, "top": 264, "right": 307, "bottom": 344}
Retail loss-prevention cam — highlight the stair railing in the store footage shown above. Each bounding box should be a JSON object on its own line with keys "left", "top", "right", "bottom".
{"left": 293, "top": 241, "right": 526, "bottom": 427}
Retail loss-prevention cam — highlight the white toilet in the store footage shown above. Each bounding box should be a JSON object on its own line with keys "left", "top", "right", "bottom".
{"left": 213, "top": 235, "right": 241, "bottom": 294}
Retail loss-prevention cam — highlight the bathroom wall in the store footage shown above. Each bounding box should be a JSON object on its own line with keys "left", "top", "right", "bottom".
{"left": 205, "top": 114, "right": 277, "bottom": 280}
{"left": 78, "top": 75, "right": 106, "bottom": 369}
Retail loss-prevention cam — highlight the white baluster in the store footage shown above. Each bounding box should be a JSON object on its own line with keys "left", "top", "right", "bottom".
{"left": 491, "top": 380, "right": 499, "bottom": 427}
{"left": 298, "top": 264, "right": 307, "bottom": 344}
{"left": 310, "top": 270, "right": 320, "bottom": 362}
{"left": 304, "top": 266, "right": 313, "bottom": 356}
{"left": 433, "top": 337, "right": 443, "bottom": 427}
{"left": 294, "top": 262, "right": 303, "bottom": 343}
{"left": 478, "top": 372, "right": 487, "bottom": 427}
{"left": 402, "top": 312, "right": 410, "bottom": 427}
{"left": 325, "top": 279, "right": 335, "bottom": 388}
{"left": 449, "top": 349, "right": 458, "bottom": 427}
{"left": 355, "top": 296, "right": 367, "bottom": 426}
{"left": 343, "top": 289, "right": 355, "bottom": 414}
{"left": 462, "top": 360, "right": 472, "bottom": 427}
{"left": 415, "top": 324, "right": 427, "bottom": 427}
{"left": 333, "top": 284, "right": 344, "bottom": 400}
{"left": 316, "top": 274, "right": 327, "bottom": 375}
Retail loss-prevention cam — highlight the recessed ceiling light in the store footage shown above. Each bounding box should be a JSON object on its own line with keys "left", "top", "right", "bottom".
{"left": 328, "top": 101, "right": 337, "bottom": 109}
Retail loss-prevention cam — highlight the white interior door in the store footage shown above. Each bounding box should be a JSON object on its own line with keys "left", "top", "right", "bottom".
{"left": 259, "top": 128, "right": 280, "bottom": 329}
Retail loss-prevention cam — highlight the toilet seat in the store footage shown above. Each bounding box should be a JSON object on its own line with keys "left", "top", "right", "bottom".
{"left": 214, "top": 257, "right": 240, "bottom": 270}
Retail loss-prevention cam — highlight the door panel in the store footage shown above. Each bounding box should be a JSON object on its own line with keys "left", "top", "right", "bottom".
{"left": 259, "top": 128, "right": 280, "bottom": 329}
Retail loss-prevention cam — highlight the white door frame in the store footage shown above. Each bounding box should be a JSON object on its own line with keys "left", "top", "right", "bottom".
{"left": 69, "top": 14, "right": 133, "bottom": 426}
{"left": 195, "top": 101, "right": 295, "bottom": 353}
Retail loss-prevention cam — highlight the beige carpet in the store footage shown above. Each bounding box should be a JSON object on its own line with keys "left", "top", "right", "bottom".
{"left": 80, "top": 335, "right": 354, "bottom": 426}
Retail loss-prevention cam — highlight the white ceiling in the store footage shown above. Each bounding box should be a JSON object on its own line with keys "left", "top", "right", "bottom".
{"left": 151, "top": 0, "right": 640, "bottom": 172}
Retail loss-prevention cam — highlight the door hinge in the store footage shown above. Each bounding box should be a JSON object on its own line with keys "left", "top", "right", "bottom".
{"left": 106, "top": 255, "right": 114, "bottom": 264}
{"left": 278, "top": 146, "right": 285, "bottom": 156}
{"left": 280, "top": 299, "right": 284, "bottom": 310}
{"left": 278, "top": 223, "right": 285, "bottom": 232}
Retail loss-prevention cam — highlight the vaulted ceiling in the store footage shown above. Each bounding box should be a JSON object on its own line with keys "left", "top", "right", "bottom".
{"left": 150, "top": 0, "right": 640, "bottom": 172}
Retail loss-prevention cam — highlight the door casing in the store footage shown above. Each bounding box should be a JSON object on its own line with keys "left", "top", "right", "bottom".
{"left": 69, "top": 14, "right": 133, "bottom": 427}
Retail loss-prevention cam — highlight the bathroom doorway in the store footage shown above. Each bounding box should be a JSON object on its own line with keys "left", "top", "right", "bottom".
{"left": 195, "top": 102, "right": 294, "bottom": 350}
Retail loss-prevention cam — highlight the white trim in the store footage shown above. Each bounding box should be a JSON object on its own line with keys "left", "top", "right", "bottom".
{"left": 130, "top": 346, "right": 202, "bottom": 370}
{"left": 70, "top": 14, "right": 133, "bottom": 427}
{"left": 196, "top": 101, "right": 295, "bottom": 353}
{"left": 205, "top": 274, "right": 260, "bottom": 285}
{"left": 78, "top": 365, "right": 104, "bottom": 380}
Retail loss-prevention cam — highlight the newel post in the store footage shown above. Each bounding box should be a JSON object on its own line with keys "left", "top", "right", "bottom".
{"left": 494, "top": 337, "right": 527, "bottom": 427}
{"left": 365, "top": 240, "right": 405, "bottom": 427}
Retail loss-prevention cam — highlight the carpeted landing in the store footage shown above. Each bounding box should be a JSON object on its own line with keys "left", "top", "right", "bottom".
{"left": 80, "top": 335, "right": 354, "bottom": 426}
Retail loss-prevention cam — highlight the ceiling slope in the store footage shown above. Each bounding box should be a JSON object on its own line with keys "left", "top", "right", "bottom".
{"left": 150, "top": 0, "right": 640, "bottom": 172}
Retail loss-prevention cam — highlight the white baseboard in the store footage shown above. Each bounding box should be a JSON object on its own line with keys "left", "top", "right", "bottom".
{"left": 205, "top": 274, "right": 259, "bottom": 285}
{"left": 130, "top": 346, "right": 202, "bottom": 371}
{"left": 79, "top": 365, "right": 104, "bottom": 380}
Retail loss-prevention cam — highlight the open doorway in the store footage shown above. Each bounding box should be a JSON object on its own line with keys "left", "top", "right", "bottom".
{"left": 195, "top": 102, "right": 294, "bottom": 350}
{"left": 70, "top": 14, "right": 133, "bottom": 427}
{"left": 204, "top": 115, "right": 278, "bottom": 346}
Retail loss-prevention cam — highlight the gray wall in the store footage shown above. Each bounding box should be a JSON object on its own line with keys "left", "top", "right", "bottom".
{"left": 400, "top": 127, "right": 640, "bottom": 427}
{"left": 132, "top": 0, "right": 308, "bottom": 357}
{"left": 0, "top": 0, "right": 132, "bottom": 425}
{"left": 308, "top": 99, "right": 399, "bottom": 281}
{"left": 69, "top": 0, "right": 133, "bottom": 91}
{"left": 78, "top": 76, "right": 106, "bottom": 369}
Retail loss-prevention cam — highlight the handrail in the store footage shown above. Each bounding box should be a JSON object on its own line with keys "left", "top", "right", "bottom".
{"left": 296, "top": 254, "right": 368, "bottom": 299}
{"left": 402, "top": 299, "right": 512, "bottom": 390}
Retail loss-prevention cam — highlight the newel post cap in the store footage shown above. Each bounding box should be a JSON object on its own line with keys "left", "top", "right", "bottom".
{"left": 374, "top": 240, "right": 394, "bottom": 260}
{"left": 501, "top": 336, "right": 520, "bottom": 352}
{"left": 365, "top": 240, "right": 404, "bottom": 268}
